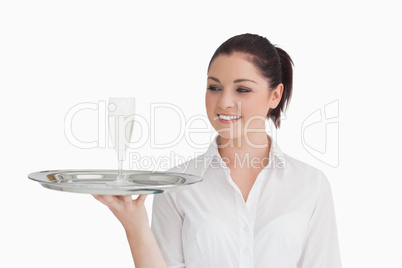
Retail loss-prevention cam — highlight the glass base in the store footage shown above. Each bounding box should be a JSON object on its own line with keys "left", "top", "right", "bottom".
{"left": 106, "top": 179, "right": 136, "bottom": 187}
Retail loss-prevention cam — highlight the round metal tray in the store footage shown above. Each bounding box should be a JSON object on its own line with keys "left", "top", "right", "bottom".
{"left": 28, "top": 169, "right": 202, "bottom": 195}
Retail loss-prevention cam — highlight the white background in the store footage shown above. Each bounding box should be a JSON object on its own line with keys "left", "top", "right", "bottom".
{"left": 1, "top": 0, "right": 401, "bottom": 267}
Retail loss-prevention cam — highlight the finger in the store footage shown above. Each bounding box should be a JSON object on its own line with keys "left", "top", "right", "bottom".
{"left": 123, "top": 195, "right": 133, "bottom": 207}
{"left": 135, "top": 194, "right": 147, "bottom": 205}
{"left": 137, "top": 194, "right": 147, "bottom": 201}
{"left": 105, "top": 196, "right": 128, "bottom": 214}
{"left": 115, "top": 195, "right": 125, "bottom": 202}
{"left": 96, "top": 195, "right": 119, "bottom": 207}
{"left": 103, "top": 195, "right": 118, "bottom": 204}
{"left": 92, "top": 195, "right": 109, "bottom": 206}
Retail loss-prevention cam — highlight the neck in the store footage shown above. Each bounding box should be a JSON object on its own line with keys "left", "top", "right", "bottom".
{"left": 217, "top": 133, "right": 271, "bottom": 169}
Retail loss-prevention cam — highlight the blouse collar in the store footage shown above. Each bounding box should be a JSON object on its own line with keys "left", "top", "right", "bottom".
{"left": 201, "top": 134, "right": 286, "bottom": 175}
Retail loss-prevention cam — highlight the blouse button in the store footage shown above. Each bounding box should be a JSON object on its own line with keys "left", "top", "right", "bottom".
{"left": 243, "top": 248, "right": 249, "bottom": 255}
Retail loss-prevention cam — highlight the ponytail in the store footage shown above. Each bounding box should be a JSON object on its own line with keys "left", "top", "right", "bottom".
{"left": 268, "top": 46, "right": 294, "bottom": 128}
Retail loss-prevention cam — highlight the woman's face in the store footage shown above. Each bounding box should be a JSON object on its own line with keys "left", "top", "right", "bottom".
{"left": 205, "top": 52, "right": 283, "bottom": 143}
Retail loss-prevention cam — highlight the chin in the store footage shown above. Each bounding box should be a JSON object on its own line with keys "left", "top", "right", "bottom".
{"left": 215, "top": 130, "right": 242, "bottom": 141}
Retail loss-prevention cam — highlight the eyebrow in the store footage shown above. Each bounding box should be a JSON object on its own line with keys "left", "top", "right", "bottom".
{"left": 208, "top": 76, "right": 257, "bottom": 84}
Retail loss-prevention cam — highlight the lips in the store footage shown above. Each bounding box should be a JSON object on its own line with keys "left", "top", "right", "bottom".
{"left": 217, "top": 113, "right": 242, "bottom": 123}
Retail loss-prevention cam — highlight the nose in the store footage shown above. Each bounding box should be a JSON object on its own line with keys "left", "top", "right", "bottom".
{"left": 218, "top": 90, "right": 235, "bottom": 109}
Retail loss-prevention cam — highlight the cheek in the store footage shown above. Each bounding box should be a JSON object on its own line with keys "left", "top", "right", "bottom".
{"left": 241, "top": 99, "right": 270, "bottom": 128}
{"left": 205, "top": 94, "right": 217, "bottom": 127}
{"left": 242, "top": 98, "right": 268, "bottom": 115}
{"left": 253, "top": 95, "right": 271, "bottom": 115}
{"left": 205, "top": 93, "right": 216, "bottom": 114}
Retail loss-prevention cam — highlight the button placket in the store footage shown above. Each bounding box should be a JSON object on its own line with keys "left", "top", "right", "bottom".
{"left": 235, "top": 194, "right": 253, "bottom": 267}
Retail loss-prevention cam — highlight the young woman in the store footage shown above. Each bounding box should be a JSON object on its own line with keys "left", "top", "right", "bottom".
{"left": 94, "top": 33, "right": 342, "bottom": 268}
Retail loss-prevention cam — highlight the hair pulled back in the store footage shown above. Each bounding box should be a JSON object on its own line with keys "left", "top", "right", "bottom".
{"left": 208, "top": 33, "right": 294, "bottom": 128}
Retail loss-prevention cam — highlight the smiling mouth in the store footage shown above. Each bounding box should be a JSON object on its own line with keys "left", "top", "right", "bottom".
{"left": 217, "top": 114, "right": 242, "bottom": 121}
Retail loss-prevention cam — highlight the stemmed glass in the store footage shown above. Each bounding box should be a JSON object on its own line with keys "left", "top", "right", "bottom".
{"left": 107, "top": 97, "right": 135, "bottom": 186}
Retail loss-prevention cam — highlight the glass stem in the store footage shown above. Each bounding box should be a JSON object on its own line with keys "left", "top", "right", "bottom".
{"left": 117, "top": 158, "right": 123, "bottom": 181}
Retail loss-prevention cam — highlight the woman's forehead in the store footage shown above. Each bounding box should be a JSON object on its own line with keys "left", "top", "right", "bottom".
{"left": 208, "top": 53, "right": 266, "bottom": 83}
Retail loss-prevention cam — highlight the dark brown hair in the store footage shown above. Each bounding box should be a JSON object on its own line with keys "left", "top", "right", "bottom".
{"left": 207, "top": 33, "right": 294, "bottom": 128}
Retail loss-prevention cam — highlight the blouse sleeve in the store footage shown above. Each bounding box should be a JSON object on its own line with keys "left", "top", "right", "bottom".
{"left": 297, "top": 171, "right": 342, "bottom": 268}
{"left": 151, "top": 191, "right": 185, "bottom": 268}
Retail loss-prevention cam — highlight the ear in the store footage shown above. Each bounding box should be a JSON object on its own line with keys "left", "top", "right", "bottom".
{"left": 269, "top": 83, "right": 284, "bottom": 109}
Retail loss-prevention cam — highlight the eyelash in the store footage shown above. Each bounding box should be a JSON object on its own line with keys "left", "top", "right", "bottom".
{"left": 207, "top": 86, "right": 251, "bottom": 93}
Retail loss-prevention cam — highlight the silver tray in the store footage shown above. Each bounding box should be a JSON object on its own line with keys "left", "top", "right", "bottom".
{"left": 28, "top": 169, "right": 202, "bottom": 195}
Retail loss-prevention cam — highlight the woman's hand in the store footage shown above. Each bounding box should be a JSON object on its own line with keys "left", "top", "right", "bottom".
{"left": 93, "top": 194, "right": 168, "bottom": 267}
{"left": 92, "top": 195, "right": 149, "bottom": 233}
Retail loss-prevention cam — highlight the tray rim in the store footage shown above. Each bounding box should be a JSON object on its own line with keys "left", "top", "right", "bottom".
{"left": 28, "top": 169, "right": 203, "bottom": 195}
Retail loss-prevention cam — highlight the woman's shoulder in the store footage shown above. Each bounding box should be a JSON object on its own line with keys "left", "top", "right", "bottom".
{"left": 281, "top": 152, "right": 328, "bottom": 185}
{"left": 269, "top": 138, "right": 326, "bottom": 184}
{"left": 283, "top": 153, "right": 322, "bottom": 172}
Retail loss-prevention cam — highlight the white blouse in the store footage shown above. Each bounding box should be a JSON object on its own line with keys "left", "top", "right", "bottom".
{"left": 151, "top": 135, "right": 342, "bottom": 268}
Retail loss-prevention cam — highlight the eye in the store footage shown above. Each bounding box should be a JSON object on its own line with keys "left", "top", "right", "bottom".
{"left": 207, "top": 86, "right": 221, "bottom": 91}
{"left": 237, "top": 87, "right": 251, "bottom": 93}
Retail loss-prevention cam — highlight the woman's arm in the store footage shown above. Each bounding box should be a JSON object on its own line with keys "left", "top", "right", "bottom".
{"left": 93, "top": 194, "right": 168, "bottom": 268}
{"left": 151, "top": 192, "right": 186, "bottom": 267}
{"left": 297, "top": 172, "right": 342, "bottom": 268}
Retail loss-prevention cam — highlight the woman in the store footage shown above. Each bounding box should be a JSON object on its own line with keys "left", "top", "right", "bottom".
{"left": 94, "top": 33, "right": 342, "bottom": 268}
